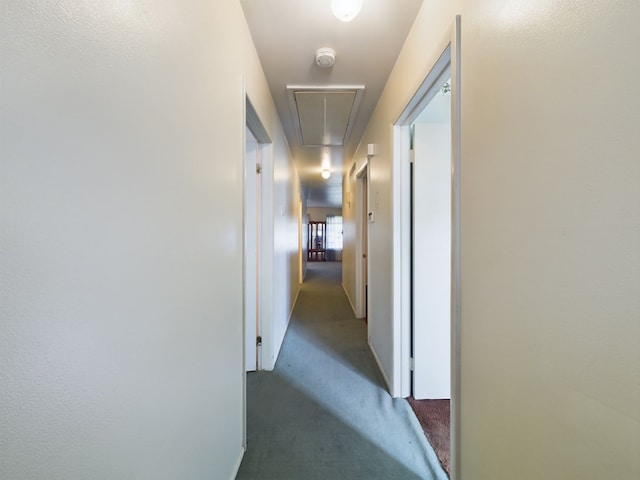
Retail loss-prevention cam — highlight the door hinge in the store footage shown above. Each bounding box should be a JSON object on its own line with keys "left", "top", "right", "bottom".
{"left": 256, "top": 335, "right": 262, "bottom": 347}
{"left": 256, "top": 163, "right": 262, "bottom": 174}
{"left": 409, "top": 149, "right": 415, "bottom": 164}
{"left": 409, "top": 357, "right": 415, "bottom": 371}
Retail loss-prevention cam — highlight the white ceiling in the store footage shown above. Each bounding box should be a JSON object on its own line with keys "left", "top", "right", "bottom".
{"left": 240, "top": 0, "right": 424, "bottom": 207}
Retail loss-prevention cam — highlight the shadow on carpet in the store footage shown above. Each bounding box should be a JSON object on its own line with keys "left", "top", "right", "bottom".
{"left": 236, "top": 262, "right": 448, "bottom": 480}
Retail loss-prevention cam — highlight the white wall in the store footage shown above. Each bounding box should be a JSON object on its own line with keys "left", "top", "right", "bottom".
{"left": 413, "top": 121, "right": 451, "bottom": 400}
{"left": 459, "top": 1, "right": 640, "bottom": 478}
{"left": 343, "top": 0, "right": 462, "bottom": 395}
{"left": 0, "top": 1, "right": 294, "bottom": 478}
{"left": 242, "top": 6, "right": 301, "bottom": 372}
{"left": 267, "top": 129, "right": 301, "bottom": 370}
{"left": 342, "top": 173, "right": 357, "bottom": 311}
{"left": 343, "top": 0, "right": 640, "bottom": 478}
{"left": 301, "top": 195, "right": 309, "bottom": 278}
{"left": 307, "top": 207, "right": 342, "bottom": 221}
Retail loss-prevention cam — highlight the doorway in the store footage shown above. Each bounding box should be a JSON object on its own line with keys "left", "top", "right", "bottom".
{"left": 392, "top": 17, "right": 462, "bottom": 477}
{"left": 244, "top": 126, "right": 261, "bottom": 372}
{"left": 355, "top": 161, "right": 369, "bottom": 320}
{"left": 244, "top": 96, "right": 272, "bottom": 373}
{"left": 411, "top": 80, "right": 452, "bottom": 399}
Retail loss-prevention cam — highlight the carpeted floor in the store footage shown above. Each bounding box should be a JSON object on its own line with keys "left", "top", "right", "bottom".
{"left": 236, "top": 262, "right": 448, "bottom": 480}
{"left": 407, "top": 398, "right": 450, "bottom": 476}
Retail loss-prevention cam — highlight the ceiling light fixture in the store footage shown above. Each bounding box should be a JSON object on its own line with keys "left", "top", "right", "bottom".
{"left": 321, "top": 168, "right": 331, "bottom": 179}
{"left": 331, "top": 0, "right": 362, "bottom": 22}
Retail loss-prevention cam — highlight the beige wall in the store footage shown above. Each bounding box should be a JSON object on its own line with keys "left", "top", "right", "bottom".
{"left": 459, "top": 1, "right": 639, "bottom": 478}
{"left": 307, "top": 207, "right": 342, "bottom": 222}
{"left": 268, "top": 123, "right": 302, "bottom": 368}
{"left": 344, "top": 0, "right": 640, "bottom": 478}
{"left": 342, "top": 173, "right": 357, "bottom": 312}
{"left": 0, "top": 1, "right": 298, "bottom": 478}
{"left": 343, "top": 0, "right": 462, "bottom": 397}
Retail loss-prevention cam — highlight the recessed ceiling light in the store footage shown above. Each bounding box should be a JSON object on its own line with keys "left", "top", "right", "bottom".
{"left": 321, "top": 169, "right": 331, "bottom": 179}
{"left": 331, "top": 0, "right": 362, "bottom": 22}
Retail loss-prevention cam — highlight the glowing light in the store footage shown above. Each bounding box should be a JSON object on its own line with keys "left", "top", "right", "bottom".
{"left": 331, "top": 0, "right": 362, "bottom": 22}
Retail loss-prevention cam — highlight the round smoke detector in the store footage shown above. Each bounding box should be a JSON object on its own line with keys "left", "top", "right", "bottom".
{"left": 315, "top": 47, "right": 336, "bottom": 68}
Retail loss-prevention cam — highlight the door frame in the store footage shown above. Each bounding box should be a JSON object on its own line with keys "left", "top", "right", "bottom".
{"left": 244, "top": 95, "right": 272, "bottom": 374}
{"left": 354, "top": 160, "right": 369, "bottom": 320}
{"left": 244, "top": 126, "right": 261, "bottom": 373}
{"left": 391, "top": 15, "right": 461, "bottom": 479}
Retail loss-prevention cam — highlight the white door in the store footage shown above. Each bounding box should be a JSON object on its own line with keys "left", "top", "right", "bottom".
{"left": 245, "top": 128, "right": 261, "bottom": 372}
{"left": 412, "top": 88, "right": 451, "bottom": 399}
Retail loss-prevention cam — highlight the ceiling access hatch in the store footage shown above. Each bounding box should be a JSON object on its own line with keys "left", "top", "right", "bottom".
{"left": 287, "top": 86, "right": 365, "bottom": 147}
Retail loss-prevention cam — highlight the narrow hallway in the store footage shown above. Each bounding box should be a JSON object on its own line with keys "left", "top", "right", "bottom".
{"left": 236, "top": 262, "right": 447, "bottom": 480}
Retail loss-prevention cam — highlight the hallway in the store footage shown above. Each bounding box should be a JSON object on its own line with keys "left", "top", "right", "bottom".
{"left": 236, "top": 262, "right": 447, "bottom": 480}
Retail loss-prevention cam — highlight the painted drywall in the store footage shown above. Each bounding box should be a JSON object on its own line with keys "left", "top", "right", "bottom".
{"left": 241, "top": 5, "right": 301, "bottom": 373}
{"left": 307, "top": 207, "right": 342, "bottom": 222}
{"left": 458, "top": 1, "right": 640, "bottom": 478}
{"left": 343, "top": 0, "right": 640, "bottom": 478}
{"left": 245, "top": 129, "right": 260, "bottom": 371}
{"left": 343, "top": 0, "right": 461, "bottom": 395}
{"left": 268, "top": 125, "right": 302, "bottom": 369}
{"left": 413, "top": 121, "right": 451, "bottom": 400}
{"left": 0, "top": 1, "right": 296, "bottom": 478}
{"left": 342, "top": 173, "right": 357, "bottom": 313}
{"left": 301, "top": 195, "right": 309, "bottom": 279}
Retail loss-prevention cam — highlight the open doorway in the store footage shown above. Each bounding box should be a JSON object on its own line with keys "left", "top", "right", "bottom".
{"left": 411, "top": 79, "right": 452, "bottom": 400}
{"left": 244, "top": 96, "right": 272, "bottom": 374}
{"left": 355, "top": 161, "right": 369, "bottom": 321}
{"left": 392, "top": 18, "right": 461, "bottom": 477}
{"left": 406, "top": 78, "right": 452, "bottom": 475}
{"left": 244, "top": 126, "right": 261, "bottom": 372}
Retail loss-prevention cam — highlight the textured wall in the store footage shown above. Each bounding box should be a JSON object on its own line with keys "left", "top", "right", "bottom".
{"left": 0, "top": 1, "right": 274, "bottom": 478}
{"left": 459, "top": 1, "right": 640, "bottom": 478}
{"left": 343, "top": 0, "right": 462, "bottom": 395}
{"left": 307, "top": 207, "right": 342, "bottom": 222}
{"left": 344, "top": 0, "right": 640, "bottom": 478}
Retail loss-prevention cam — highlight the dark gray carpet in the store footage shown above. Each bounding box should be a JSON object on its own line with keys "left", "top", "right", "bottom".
{"left": 236, "top": 262, "right": 448, "bottom": 480}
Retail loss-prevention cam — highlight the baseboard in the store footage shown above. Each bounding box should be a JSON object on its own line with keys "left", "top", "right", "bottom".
{"left": 269, "top": 285, "right": 302, "bottom": 370}
{"left": 229, "top": 445, "right": 245, "bottom": 480}
{"left": 342, "top": 283, "right": 357, "bottom": 317}
{"left": 368, "top": 340, "right": 393, "bottom": 393}
{"left": 289, "top": 285, "right": 302, "bottom": 323}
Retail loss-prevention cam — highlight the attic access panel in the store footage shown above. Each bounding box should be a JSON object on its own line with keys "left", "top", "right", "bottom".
{"left": 287, "top": 86, "right": 365, "bottom": 147}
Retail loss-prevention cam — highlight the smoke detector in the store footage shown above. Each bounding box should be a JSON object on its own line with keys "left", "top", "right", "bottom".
{"left": 315, "top": 47, "right": 336, "bottom": 68}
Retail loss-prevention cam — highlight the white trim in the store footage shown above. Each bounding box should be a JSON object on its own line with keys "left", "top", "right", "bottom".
{"left": 450, "top": 15, "right": 462, "bottom": 480}
{"left": 262, "top": 286, "right": 302, "bottom": 371}
{"left": 241, "top": 81, "right": 248, "bottom": 453}
{"left": 286, "top": 85, "right": 365, "bottom": 147}
{"left": 391, "top": 15, "right": 462, "bottom": 479}
{"left": 395, "top": 49, "right": 451, "bottom": 126}
{"left": 244, "top": 126, "right": 259, "bottom": 373}
{"left": 354, "top": 162, "right": 368, "bottom": 319}
{"left": 393, "top": 44, "right": 452, "bottom": 399}
{"left": 246, "top": 96, "right": 271, "bottom": 144}
{"left": 342, "top": 283, "right": 357, "bottom": 317}
{"left": 259, "top": 142, "right": 275, "bottom": 370}
{"left": 354, "top": 158, "right": 368, "bottom": 179}
{"left": 391, "top": 125, "right": 412, "bottom": 397}
{"left": 369, "top": 339, "right": 392, "bottom": 393}
{"left": 229, "top": 446, "right": 245, "bottom": 480}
